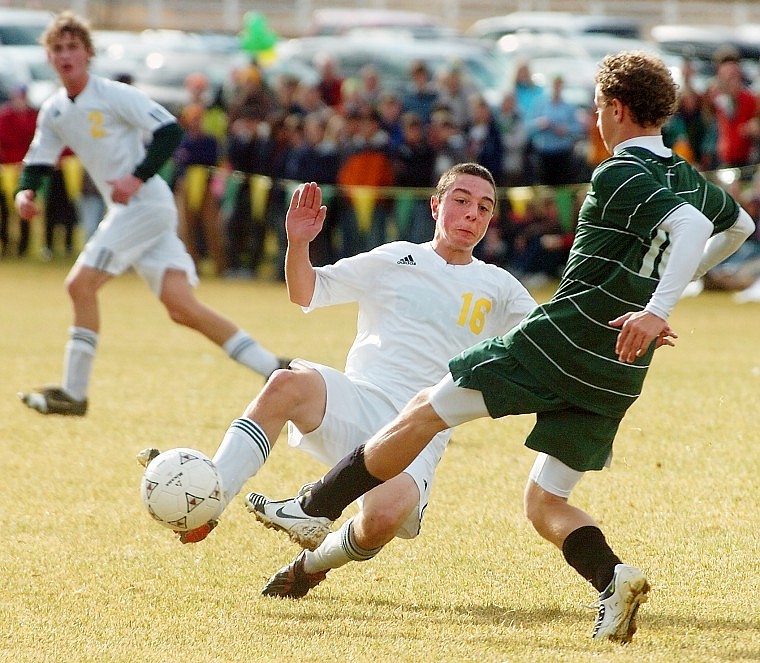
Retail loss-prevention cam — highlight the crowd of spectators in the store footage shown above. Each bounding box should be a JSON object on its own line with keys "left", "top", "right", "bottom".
{"left": 1, "top": 45, "right": 759, "bottom": 296}
{"left": 166, "top": 55, "right": 593, "bottom": 282}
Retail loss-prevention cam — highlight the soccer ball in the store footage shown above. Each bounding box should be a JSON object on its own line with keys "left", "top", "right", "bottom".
{"left": 140, "top": 448, "right": 223, "bottom": 531}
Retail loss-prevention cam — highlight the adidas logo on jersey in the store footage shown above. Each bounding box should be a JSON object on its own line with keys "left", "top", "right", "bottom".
{"left": 397, "top": 254, "right": 416, "bottom": 265}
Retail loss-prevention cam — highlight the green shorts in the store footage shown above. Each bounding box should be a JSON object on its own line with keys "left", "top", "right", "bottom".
{"left": 449, "top": 337, "right": 621, "bottom": 471}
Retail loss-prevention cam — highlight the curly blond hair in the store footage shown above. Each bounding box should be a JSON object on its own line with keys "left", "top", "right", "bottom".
{"left": 595, "top": 51, "right": 678, "bottom": 127}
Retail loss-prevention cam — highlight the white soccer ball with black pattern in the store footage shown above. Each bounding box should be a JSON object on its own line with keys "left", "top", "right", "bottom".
{"left": 140, "top": 448, "right": 222, "bottom": 531}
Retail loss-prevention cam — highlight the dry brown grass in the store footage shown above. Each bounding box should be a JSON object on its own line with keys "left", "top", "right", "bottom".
{"left": 0, "top": 260, "right": 758, "bottom": 662}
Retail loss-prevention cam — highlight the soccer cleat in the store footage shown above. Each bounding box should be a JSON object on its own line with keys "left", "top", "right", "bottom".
{"left": 261, "top": 550, "right": 328, "bottom": 598}
{"left": 245, "top": 491, "right": 332, "bottom": 551}
{"left": 136, "top": 447, "right": 161, "bottom": 468}
{"left": 592, "top": 564, "right": 650, "bottom": 644}
{"left": 18, "top": 386, "right": 87, "bottom": 416}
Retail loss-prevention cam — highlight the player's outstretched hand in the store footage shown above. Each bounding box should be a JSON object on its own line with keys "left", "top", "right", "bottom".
{"left": 286, "top": 182, "right": 328, "bottom": 244}
{"left": 609, "top": 310, "right": 673, "bottom": 363}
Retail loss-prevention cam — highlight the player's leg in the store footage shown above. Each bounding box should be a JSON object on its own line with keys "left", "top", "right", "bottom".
{"left": 142, "top": 365, "right": 327, "bottom": 544}
{"left": 523, "top": 457, "right": 597, "bottom": 548}
{"left": 300, "top": 374, "right": 486, "bottom": 521}
{"left": 19, "top": 263, "right": 110, "bottom": 415}
{"left": 350, "top": 473, "right": 420, "bottom": 548}
{"left": 261, "top": 473, "right": 419, "bottom": 598}
{"left": 0, "top": 193, "right": 9, "bottom": 256}
{"left": 261, "top": 428, "right": 445, "bottom": 598}
{"left": 158, "top": 268, "right": 283, "bottom": 377}
{"left": 248, "top": 375, "right": 487, "bottom": 550}
{"left": 21, "top": 200, "right": 169, "bottom": 414}
{"left": 524, "top": 453, "right": 649, "bottom": 644}
{"left": 213, "top": 365, "right": 327, "bottom": 508}
{"left": 62, "top": 264, "right": 111, "bottom": 399}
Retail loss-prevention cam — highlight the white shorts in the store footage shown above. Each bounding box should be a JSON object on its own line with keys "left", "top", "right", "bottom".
{"left": 75, "top": 177, "right": 198, "bottom": 296}
{"left": 427, "top": 373, "right": 490, "bottom": 426}
{"left": 288, "top": 359, "right": 451, "bottom": 539}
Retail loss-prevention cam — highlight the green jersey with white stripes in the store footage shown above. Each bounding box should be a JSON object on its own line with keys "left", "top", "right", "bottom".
{"left": 505, "top": 146, "right": 740, "bottom": 417}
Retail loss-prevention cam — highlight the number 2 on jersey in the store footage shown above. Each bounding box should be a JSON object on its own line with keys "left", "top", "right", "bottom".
{"left": 88, "top": 111, "right": 106, "bottom": 138}
{"left": 458, "top": 293, "right": 492, "bottom": 334}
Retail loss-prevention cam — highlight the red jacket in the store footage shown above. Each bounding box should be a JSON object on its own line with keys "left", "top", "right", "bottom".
{"left": 714, "top": 88, "right": 757, "bottom": 166}
{"left": 0, "top": 102, "right": 38, "bottom": 164}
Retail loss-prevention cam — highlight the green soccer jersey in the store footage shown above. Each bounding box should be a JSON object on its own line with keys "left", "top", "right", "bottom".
{"left": 505, "top": 146, "right": 740, "bottom": 417}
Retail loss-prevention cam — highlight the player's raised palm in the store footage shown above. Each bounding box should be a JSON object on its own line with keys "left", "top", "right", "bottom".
{"left": 286, "top": 182, "right": 328, "bottom": 244}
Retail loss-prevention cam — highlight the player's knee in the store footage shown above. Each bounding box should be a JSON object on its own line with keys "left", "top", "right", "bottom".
{"left": 64, "top": 274, "right": 80, "bottom": 300}
{"left": 356, "top": 505, "right": 405, "bottom": 547}
{"left": 523, "top": 481, "right": 558, "bottom": 530}
{"left": 64, "top": 270, "right": 91, "bottom": 301}
{"left": 255, "top": 368, "right": 307, "bottom": 410}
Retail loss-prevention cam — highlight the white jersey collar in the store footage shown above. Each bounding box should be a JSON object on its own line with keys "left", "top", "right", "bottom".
{"left": 613, "top": 135, "right": 671, "bottom": 157}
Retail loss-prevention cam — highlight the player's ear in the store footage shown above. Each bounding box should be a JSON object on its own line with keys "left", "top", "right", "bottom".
{"left": 612, "top": 98, "right": 625, "bottom": 121}
{"left": 430, "top": 194, "right": 440, "bottom": 219}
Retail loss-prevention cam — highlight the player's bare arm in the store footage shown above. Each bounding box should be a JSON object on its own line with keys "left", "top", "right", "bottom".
{"left": 285, "top": 182, "right": 327, "bottom": 307}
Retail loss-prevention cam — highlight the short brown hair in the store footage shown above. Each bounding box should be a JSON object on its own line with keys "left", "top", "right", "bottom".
{"left": 41, "top": 11, "right": 95, "bottom": 55}
{"left": 435, "top": 162, "right": 496, "bottom": 202}
{"left": 595, "top": 50, "right": 677, "bottom": 128}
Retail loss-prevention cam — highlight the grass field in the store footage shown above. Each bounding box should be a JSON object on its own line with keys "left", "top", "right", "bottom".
{"left": 0, "top": 259, "right": 758, "bottom": 662}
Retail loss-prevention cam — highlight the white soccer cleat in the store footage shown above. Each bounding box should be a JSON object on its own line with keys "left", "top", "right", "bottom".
{"left": 245, "top": 491, "right": 332, "bottom": 551}
{"left": 592, "top": 564, "right": 650, "bottom": 644}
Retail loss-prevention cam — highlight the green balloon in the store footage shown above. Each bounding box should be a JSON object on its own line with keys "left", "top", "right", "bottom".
{"left": 240, "top": 12, "right": 278, "bottom": 53}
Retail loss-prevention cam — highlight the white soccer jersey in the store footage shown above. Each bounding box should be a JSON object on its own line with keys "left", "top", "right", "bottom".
{"left": 307, "top": 241, "right": 536, "bottom": 409}
{"left": 24, "top": 74, "right": 175, "bottom": 204}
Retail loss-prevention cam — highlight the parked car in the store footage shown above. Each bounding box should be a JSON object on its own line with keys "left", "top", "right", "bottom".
{"left": 466, "top": 11, "right": 641, "bottom": 41}
{"left": 0, "top": 46, "right": 58, "bottom": 108}
{"left": 495, "top": 32, "right": 589, "bottom": 63}
{"left": 91, "top": 29, "right": 250, "bottom": 115}
{"left": 495, "top": 32, "right": 684, "bottom": 108}
{"left": 651, "top": 24, "right": 760, "bottom": 61}
{"left": 130, "top": 50, "right": 249, "bottom": 116}
{"left": 273, "top": 33, "right": 514, "bottom": 108}
{"left": 0, "top": 8, "right": 53, "bottom": 46}
{"left": 305, "top": 8, "right": 456, "bottom": 39}
{"left": 650, "top": 24, "right": 760, "bottom": 93}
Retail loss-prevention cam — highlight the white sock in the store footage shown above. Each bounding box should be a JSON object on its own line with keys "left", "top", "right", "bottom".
{"left": 62, "top": 326, "right": 98, "bottom": 401}
{"left": 223, "top": 330, "right": 278, "bottom": 377}
{"left": 304, "top": 518, "right": 383, "bottom": 574}
{"left": 212, "top": 418, "right": 271, "bottom": 510}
